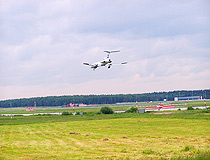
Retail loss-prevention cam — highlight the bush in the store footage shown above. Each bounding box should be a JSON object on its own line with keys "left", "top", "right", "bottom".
{"left": 100, "top": 107, "right": 113, "bottom": 114}
{"left": 187, "top": 106, "right": 194, "bottom": 110}
{"left": 126, "top": 106, "right": 138, "bottom": 113}
{"left": 62, "top": 111, "right": 70, "bottom": 115}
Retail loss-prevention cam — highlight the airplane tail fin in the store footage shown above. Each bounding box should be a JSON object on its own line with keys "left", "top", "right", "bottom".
{"left": 104, "top": 50, "right": 120, "bottom": 58}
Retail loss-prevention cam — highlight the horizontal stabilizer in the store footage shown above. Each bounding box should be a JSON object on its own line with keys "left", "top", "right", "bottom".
{"left": 104, "top": 50, "right": 120, "bottom": 53}
{"left": 121, "top": 62, "right": 127, "bottom": 64}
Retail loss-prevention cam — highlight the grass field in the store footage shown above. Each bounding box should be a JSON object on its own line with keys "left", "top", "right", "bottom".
{"left": 0, "top": 109, "right": 210, "bottom": 159}
{"left": 0, "top": 100, "right": 209, "bottom": 114}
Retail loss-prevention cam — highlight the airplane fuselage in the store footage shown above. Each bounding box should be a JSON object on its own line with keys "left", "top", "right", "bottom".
{"left": 91, "top": 58, "right": 112, "bottom": 69}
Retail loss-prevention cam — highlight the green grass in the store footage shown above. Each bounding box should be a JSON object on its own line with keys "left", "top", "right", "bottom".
{"left": 0, "top": 106, "right": 100, "bottom": 114}
{"left": 1, "top": 109, "right": 209, "bottom": 125}
{"left": 0, "top": 110, "right": 210, "bottom": 159}
{"left": 0, "top": 105, "right": 131, "bottom": 114}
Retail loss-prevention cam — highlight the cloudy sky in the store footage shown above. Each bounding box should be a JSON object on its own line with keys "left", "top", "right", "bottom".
{"left": 0, "top": 0, "right": 210, "bottom": 100}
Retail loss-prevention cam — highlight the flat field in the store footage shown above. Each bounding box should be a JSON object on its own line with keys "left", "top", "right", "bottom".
{"left": 0, "top": 110, "right": 210, "bottom": 159}
{"left": 0, "top": 100, "right": 209, "bottom": 114}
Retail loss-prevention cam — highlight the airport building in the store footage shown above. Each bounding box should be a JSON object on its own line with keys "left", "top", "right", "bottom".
{"left": 174, "top": 96, "right": 202, "bottom": 101}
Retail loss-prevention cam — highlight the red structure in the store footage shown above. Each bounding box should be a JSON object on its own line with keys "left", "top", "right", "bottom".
{"left": 26, "top": 101, "right": 36, "bottom": 111}
{"left": 136, "top": 99, "right": 138, "bottom": 109}
{"left": 26, "top": 107, "right": 36, "bottom": 111}
{"left": 204, "top": 97, "right": 206, "bottom": 106}
{"left": 62, "top": 103, "right": 86, "bottom": 107}
{"left": 146, "top": 105, "right": 175, "bottom": 110}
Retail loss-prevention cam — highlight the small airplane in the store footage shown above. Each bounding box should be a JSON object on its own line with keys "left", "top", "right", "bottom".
{"left": 83, "top": 50, "right": 127, "bottom": 70}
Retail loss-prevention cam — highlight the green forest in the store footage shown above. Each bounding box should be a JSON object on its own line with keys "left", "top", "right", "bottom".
{"left": 0, "top": 89, "right": 209, "bottom": 108}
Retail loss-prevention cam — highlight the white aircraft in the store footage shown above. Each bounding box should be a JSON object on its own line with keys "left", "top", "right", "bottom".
{"left": 83, "top": 50, "right": 127, "bottom": 70}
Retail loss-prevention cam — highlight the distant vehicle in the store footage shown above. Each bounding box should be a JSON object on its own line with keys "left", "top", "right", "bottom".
{"left": 83, "top": 50, "right": 127, "bottom": 70}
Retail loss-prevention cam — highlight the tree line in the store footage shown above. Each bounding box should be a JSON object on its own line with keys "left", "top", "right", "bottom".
{"left": 0, "top": 89, "right": 209, "bottom": 108}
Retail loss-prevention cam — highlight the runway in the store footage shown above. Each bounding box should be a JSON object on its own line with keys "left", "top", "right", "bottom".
{"left": 0, "top": 112, "right": 62, "bottom": 116}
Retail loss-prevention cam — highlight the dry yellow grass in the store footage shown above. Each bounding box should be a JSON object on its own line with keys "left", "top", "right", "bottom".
{"left": 1, "top": 115, "right": 210, "bottom": 159}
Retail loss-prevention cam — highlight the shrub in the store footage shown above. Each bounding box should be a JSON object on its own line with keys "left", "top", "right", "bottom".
{"left": 41, "top": 114, "right": 53, "bottom": 116}
{"left": 187, "top": 106, "right": 194, "bottom": 110}
{"left": 126, "top": 106, "right": 138, "bottom": 113}
{"left": 100, "top": 107, "right": 114, "bottom": 114}
{"left": 62, "top": 111, "right": 70, "bottom": 115}
{"left": 14, "top": 115, "right": 23, "bottom": 117}
{"left": 85, "top": 112, "right": 93, "bottom": 115}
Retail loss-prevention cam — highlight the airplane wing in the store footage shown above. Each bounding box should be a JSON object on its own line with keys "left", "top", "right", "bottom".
{"left": 83, "top": 62, "right": 90, "bottom": 66}
{"left": 83, "top": 62, "right": 98, "bottom": 67}
{"left": 111, "top": 62, "right": 128, "bottom": 65}
{"left": 83, "top": 62, "right": 99, "bottom": 70}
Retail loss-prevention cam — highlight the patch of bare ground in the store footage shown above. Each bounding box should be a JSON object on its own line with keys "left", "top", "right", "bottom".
{"left": 69, "top": 132, "right": 80, "bottom": 135}
{"left": 137, "top": 120, "right": 148, "bottom": 122}
{"left": 102, "top": 138, "right": 109, "bottom": 141}
{"left": 122, "top": 136, "right": 128, "bottom": 139}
